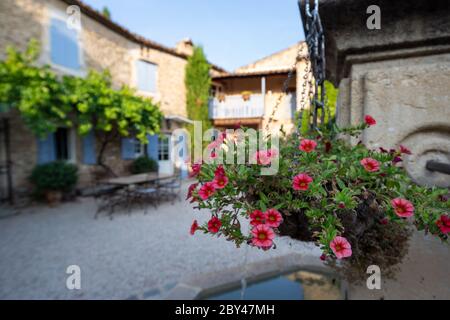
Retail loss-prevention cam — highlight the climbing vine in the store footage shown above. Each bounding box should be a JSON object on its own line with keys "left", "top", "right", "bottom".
{"left": 0, "top": 40, "right": 163, "bottom": 173}
{"left": 185, "top": 45, "right": 212, "bottom": 153}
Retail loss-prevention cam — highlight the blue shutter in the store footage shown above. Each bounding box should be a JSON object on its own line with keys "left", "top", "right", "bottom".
{"left": 50, "top": 18, "right": 81, "bottom": 70}
{"left": 147, "top": 134, "right": 159, "bottom": 161}
{"left": 82, "top": 131, "right": 96, "bottom": 164}
{"left": 121, "top": 138, "right": 135, "bottom": 160}
{"left": 37, "top": 134, "right": 56, "bottom": 164}
{"left": 136, "top": 60, "right": 157, "bottom": 93}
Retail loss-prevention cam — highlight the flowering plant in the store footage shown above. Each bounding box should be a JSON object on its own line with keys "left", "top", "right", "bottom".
{"left": 188, "top": 117, "right": 449, "bottom": 277}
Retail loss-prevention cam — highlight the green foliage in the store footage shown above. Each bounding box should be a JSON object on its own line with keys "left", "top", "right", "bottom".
{"left": 102, "top": 6, "right": 111, "bottom": 19}
{"left": 131, "top": 156, "right": 158, "bottom": 174}
{"left": 30, "top": 161, "right": 78, "bottom": 193}
{"left": 0, "top": 40, "right": 72, "bottom": 136}
{"left": 185, "top": 46, "right": 212, "bottom": 154}
{"left": 298, "top": 80, "right": 338, "bottom": 134}
{"left": 0, "top": 40, "right": 163, "bottom": 160}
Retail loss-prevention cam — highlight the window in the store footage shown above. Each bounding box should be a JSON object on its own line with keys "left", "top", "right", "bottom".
{"left": 55, "top": 128, "right": 69, "bottom": 160}
{"left": 50, "top": 17, "right": 81, "bottom": 70}
{"left": 158, "top": 136, "right": 169, "bottom": 161}
{"left": 133, "top": 139, "right": 144, "bottom": 158}
{"left": 136, "top": 60, "right": 157, "bottom": 93}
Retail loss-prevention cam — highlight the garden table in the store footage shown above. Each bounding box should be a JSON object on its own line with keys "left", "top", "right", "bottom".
{"left": 104, "top": 172, "right": 174, "bottom": 186}
{"left": 95, "top": 173, "right": 176, "bottom": 218}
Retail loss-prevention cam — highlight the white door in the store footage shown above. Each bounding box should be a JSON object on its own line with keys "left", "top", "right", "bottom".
{"left": 158, "top": 134, "right": 173, "bottom": 175}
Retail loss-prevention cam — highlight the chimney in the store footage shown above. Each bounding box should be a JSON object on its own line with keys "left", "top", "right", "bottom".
{"left": 176, "top": 38, "right": 194, "bottom": 56}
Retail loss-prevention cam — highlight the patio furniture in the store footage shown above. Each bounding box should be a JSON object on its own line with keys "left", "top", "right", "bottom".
{"left": 95, "top": 172, "right": 176, "bottom": 217}
{"left": 158, "top": 172, "right": 182, "bottom": 204}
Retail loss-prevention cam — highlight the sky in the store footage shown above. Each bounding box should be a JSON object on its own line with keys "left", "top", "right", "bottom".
{"left": 83, "top": 0, "right": 305, "bottom": 71}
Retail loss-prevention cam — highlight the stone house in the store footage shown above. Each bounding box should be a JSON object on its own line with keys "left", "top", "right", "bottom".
{"left": 209, "top": 42, "right": 310, "bottom": 135}
{"left": 0, "top": 0, "right": 225, "bottom": 201}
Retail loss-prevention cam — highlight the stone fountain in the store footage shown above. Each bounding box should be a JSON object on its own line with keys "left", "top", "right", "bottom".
{"left": 315, "top": 0, "right": 450, "bottom": 188}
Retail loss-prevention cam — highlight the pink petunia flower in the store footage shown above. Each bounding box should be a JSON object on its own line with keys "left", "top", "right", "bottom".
{"left": 186, "top": 183, "right": 198, "bottom": 200}
{"left": 212, "top": 174, "right": 228, "bottom": 189}
{"left": 292, "top": 173, "right": 313, "bottom": 191}
{"left": 436, "top": 214, "right": 450, "bottom": 234}
{"left": 251, "top": 224, "right": 275, "bottom": 249}
{"left": 253, "top": 149, "right": 278, "bottom": 165}
{"left": 190, "top": 220, "right": 199, "bottom": 235}
{"left": 214, "top": 164, "right": 225, "bottom": 177}
{"left": 364, "top": 115, "right": 376, "bottom": 126}
{"left": 299, "top": 139, "right": 318, "bottom": 153}
{"left": 249, "top": 210, "right": 267, "bottom": 226}
{"left": 189, "top": 162, "right": 202, "bottom": 178}
{"left": 391, "top": 198, "right": 414, "bottom": 218}
{"left": 330, "top": 236, "right": 352, "bottom": 259}
{"left": 399, "top": 145, "right": 412, "bottom": 155}
{"left": 198, "top": 182, "right": 216, "bottom": 200}
{"left": 265, "top": 208, "right": 283, "bottom": 228}
{"left": 360, "top": 158, "right": 380, "bottom": 172}
{"left": 207, "top": 216, "right": 222, "bottom": 233}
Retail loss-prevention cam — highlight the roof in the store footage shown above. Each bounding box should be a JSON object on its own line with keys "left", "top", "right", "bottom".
{"left": 235, "top": 41, "right": 307, "bottom": 72}
{"left": 60, "top": 0, "right": 227, "bottom": 73}
{"left": 212, "top": 68, "right": 295, "bottom": 80}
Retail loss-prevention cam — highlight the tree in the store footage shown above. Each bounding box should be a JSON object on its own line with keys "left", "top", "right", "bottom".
{"left": 102, "top": 6, "right": 111, "bottom": 19}
{"left": 185, "top": 45, "right": 212, "bottom": 155}
{"left": 0, "top": 40, "right": 163, "bottom": 175}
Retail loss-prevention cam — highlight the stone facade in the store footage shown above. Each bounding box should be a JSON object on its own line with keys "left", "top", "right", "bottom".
{"left": 211, "top": 42, "right": 311, "bottom": 135}
{"left": 0, "top": 0, "right": 223, "bottom": 196}
{"left": 319, "top": 0, "right": 450, "bottom": 187}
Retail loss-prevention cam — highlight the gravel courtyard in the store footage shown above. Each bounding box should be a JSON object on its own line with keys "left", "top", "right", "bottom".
{"left": 0, "top": 182, "right": 320, "bottom": 299}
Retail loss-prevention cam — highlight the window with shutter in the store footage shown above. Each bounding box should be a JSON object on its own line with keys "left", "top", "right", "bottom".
{"left": 136, "top": 60, "right": 158, "bottom": 93}
{"left": 50, "top": 17, "right": 81, "bottom": 71}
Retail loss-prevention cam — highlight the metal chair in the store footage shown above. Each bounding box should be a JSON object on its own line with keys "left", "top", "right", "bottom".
{"left": 158, "top": 171, "right": 182, "bottom": 204}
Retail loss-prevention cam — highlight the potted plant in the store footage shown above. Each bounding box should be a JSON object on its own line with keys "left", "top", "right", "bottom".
{"left": 241, "top": 90, "right": 252, "bottom": 101}
{"left": 187, "top": 117, "right": 449, "bottom": 281}
{"left": 218, "top": 93, "right": 226, "bottom": 103}
{"left": 131, "top": 156, "right": 158, "bottom": 174}
{"left": 30, "top": 161, "right": 78, "bottom": 206}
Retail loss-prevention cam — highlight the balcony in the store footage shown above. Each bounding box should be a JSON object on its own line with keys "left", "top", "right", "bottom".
{"left": 209, "top": 94, "right": 265, "bottom": 119}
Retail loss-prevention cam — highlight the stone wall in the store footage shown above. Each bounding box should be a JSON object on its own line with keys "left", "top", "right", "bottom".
{"left": 323, "top": 0, "right": 450, "bottom": 188}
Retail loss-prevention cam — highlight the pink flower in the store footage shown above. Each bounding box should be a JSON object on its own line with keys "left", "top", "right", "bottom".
{"left": 190, "top": 220, "right": 199, "bottom": 235}
{"left": 198, "top": 182, "right": 216, "bottom": 200}
{"left": 299, "top": 139, "right": 317, "bottom": 153}
{"left": 207, "top": 133, "right": 225, "bottom": 150}
{"left": 392, "top": 156, "right": 402, "bottom": 164}
{"left": 391, "top": 198, "right": 414, "bottom": 218}
{"left": 214, "top": 164, "right": 225, "bottom": 177}
{"left": 399, "top": 145, "right": 412, "bottom": 155}
{"left": 207, "top": 216, "right": 221, "bottom": 233}
{"left": 265, "top": 208, "right": 283, "bottom": 228}
{"left": 360, "top": 158, "right": 380, "bottom": 172}
{"left": 212, "top": 175, "right": 228, "bottom": 189}
{"left": 249, "top": 210, "right": 267, "bottom": 226}
{"left": 251, "top": 224, "right": 275, "bottom": 249}
{"left": 364, "top": 115, "right": 376, "bottom": 126}
{"left": 186, "top": 183, "right": 198, "bottom": 200}
{"left": 210, "top": 151, "right": 218, "bottom": 159}
{"left": 436, "top": 214, "right": 450, "bottom": 234}
{"left": 189, "top": 162, "right": 202, "bottom": 178}
{"left": 253, "top": 149, "right": 278, "bottom": 165}
{"left": 330, "top": 236, "right": 352, "bottom": 259}
{"left": 292, "top": 173, "right": 313, "bottom": 191}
